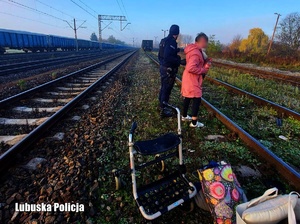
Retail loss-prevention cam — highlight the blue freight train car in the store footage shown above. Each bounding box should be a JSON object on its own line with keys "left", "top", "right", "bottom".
{"left": 0, "top": 28, "right": 129, "bottom": 54}
{"left": 0, "top": 29, "right": 48, "bottom": 53}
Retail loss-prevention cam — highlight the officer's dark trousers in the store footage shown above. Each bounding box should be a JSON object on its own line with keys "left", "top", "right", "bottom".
{"left": 159, "top": 67, "right": 175, "bottom": 109}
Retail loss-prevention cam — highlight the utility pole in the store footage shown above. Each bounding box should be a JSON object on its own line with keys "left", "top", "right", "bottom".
{"left": 98, "top": 15, "right": 130, "bottom": 48}
{"left": 154, "top": 36, "right": 158, "bottom": 48}
{"left": 132, "top": 38, "right": 135, "bottom": 47}
{"left": 65, "top": 19, "right": 86, "bottom": 52}
{"left": 162, "top": 29, "right": 168, "bottom": 38}
{"left": 74, "top": 19, "right": 78, "bottom": 52}
{"left": 267, "top": 12, "right": 281, "bottom": 56}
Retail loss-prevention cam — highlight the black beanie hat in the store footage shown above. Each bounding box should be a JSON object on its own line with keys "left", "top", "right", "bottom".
{"left": 169, "top": 24, "right": 179, "bottom": 35}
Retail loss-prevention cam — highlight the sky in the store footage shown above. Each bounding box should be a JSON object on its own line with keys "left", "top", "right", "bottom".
{"left": 0, "top": 0, "right": 299, "bottom": 46}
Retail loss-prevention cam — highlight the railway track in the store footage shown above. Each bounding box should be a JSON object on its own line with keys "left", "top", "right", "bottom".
{"left": 213, "top": 61, "right": 300, "bottom": 86}
{"left": 145, "top": 52, "right": 300, "bottom": 191}
{"left": 0, "top": 50, "right": 136, "bottom": 172}
{"left": 0, "top": 50, "right": 127, "bottom": 76}
{"left": 0, "top": 50, "right": 102, "bottom": 65}
{"left": 204, "top": 76, "right": 300, "bottom": 120}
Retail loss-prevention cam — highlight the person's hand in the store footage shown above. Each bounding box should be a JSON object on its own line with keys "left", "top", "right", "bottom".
{"left": 202, "top": 67, "right": 209, "bottom": 74}
{"left": 204, "top": 63, "right": 210, "bottom": 70}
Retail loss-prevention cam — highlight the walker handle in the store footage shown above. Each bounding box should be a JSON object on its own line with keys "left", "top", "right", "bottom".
{"left": 130, "top": 122, "right": 137, "bottom": 134}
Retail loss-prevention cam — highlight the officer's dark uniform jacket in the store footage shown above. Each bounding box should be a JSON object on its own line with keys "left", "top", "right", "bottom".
{"left": 158, "top": 24, "right": 181, "bottom": 111}
{"left": 159, "top": 36, "right": 181, "bottom": 74}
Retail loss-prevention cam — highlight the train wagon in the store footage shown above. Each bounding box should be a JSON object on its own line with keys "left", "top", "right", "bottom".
{"left": 141, "top": 40, "right": 153, "bottom": 51}
{"left": 0, "top": 28, "right": 48, "bottom": 53}
{"left": 0, "top": 28, "right": 130, "bottom": 54}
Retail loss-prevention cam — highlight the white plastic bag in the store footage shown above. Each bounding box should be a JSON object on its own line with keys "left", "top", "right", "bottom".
{"left": 236, "top": 188, "right": 299, "bottom": 224}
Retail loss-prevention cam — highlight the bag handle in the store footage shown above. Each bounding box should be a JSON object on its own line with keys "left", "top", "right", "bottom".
{"left": 288, "top": 191, "right": 300, "bottom": 224}
{"left": 247, "top": 187, "right": 278, "bottom": 208}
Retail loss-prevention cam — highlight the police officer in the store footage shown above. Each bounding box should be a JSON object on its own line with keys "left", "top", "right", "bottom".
{"left": 158, "top": 24, "right": 181, "bottom": 117}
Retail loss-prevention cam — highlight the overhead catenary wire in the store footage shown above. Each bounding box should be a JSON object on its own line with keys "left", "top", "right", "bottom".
{"left": 116, "top": 0, "right": 125, "bottom": 17}
{"left": 0, "top": 0, "right": 94, "bottom": 40}
{"left": 7, "top": 0, "right": 66, "bottom": 22}
{"left": 0, "top": 0, "right": 71, "bottom": 29}
{"left": 78, "top": 0, "right": 98, "bottom": 16}
{"left": 70, "top": 0, "right": 97, "bottom": 19}
{"left": 0, "top": 0, "right": 51, "bottom": 18}
{"left": 69, "top": 0, "right": 101, "bottom": 37}
{"left": 35, "top": 0, "right": 75, "bottom": 19}
{"left": 0, "top": 11, "right": 66, "bottom": 28}
{"left": 120, "top": 0, "right": 130, "bottom": 22}
{"left": 118, "top": 0, "right": 136, "bottom": 43}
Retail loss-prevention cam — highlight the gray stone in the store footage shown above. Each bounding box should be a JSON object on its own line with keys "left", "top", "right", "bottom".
{"left": 205, "top": 135, "right": 225, "bottom": 141}
{"left": 82, "top": 105, "right": 90, "bottom": 110}
{"left": 22, "top": 158, "right": 47, "bottom": 170}
{"left": 71, "top": 116, "right": 81, "bottom": 121}
{"left": 234, "top": 165, "right": 261, "bottom": 177}
{"left": 10, "top": 210, "right": 19, "bottom": 221}
{"left": 52, "top": 132, "right": 65, "bottom": 141}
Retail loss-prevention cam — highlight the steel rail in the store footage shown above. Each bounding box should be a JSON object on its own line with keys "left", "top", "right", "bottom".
{"left": 0, "top": 50, "right": 137, "bottom": 172}
{"left": 145, "top": 51, "right": 300, "bottom": 191}
{"left": 213, "top": 61, "right": 300, "bottom": 86}
{"left": 0, "top": 51, "right": 126, "bottom": 76}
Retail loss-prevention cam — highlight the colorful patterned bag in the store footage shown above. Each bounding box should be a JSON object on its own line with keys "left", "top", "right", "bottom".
{"left": 198, "top": 161, "right": 247, "bottom": 224}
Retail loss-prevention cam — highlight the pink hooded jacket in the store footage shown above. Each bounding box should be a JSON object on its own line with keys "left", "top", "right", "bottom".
{"left": 181, "top": 44, "right": 206, "bottom": 98}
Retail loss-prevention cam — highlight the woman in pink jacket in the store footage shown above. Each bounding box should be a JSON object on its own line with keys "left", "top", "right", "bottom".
{"left": 181, "top": 33, "right": 210, "bottom": 128}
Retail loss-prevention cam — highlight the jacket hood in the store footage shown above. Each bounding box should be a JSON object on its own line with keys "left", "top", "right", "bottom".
{"left": 169, "top": 24, "right": 180, "bottom": 35}
{"left": 184, "top": 44, "right": 200, "bottom": 55}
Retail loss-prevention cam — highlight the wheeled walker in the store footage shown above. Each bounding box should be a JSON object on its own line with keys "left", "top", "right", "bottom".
{"left": 113, "top": 102, "right": 197, "bottom": 220}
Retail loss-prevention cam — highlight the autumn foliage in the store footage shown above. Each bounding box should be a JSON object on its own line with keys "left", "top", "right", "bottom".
{"left": 206, "top": 12, "right": 300, "bottom": 70}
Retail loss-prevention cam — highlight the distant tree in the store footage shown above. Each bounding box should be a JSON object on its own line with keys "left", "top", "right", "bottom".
{"left": 107, "top": 35, "right": 125, "bottom": 45}
{"left": 178, "top": 34, "right": 193, "bottom": 47}
{"left": 239, "top": 28, "right": 269, "bottom": 53}
{"left": 277, "top": 12, "right": 300, "bottom": 51}
{"left": 229, "top": 34, "right": 242, "bottom": 53}
{"left": 207, "top": 35, "right": 222, "bottom": 54}
{"left": 183, "top": 35, "right": 193, "bottom": 46}
{"left": 271, "top": 41, "right": 294, "bottom": 56}
{"left": 90, "top": 32, "right": 98, "bottom": 41}
{"left": 107, "top": 35, "right": 117, "bottom": 43}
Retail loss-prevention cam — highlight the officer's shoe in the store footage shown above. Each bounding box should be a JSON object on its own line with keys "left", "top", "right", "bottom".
{"left": 160, "top": 108, "right": 173, "bottom": 118}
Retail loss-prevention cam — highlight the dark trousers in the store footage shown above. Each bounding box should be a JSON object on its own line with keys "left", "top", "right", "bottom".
{"left": 183, "top": 97, "right": 202, "bottom": 117}
{"left": 159, "top": 67, "right": 175, "bottom": 108}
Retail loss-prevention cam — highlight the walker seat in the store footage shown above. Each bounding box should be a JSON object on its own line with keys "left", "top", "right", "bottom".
{"left": 134, "top": 133, "right": 181, "bottom": 155}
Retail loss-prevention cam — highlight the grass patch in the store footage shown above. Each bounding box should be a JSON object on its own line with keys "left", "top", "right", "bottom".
{"left": 51, "top": 72, "right": 57, "bottom": 80}
{"left": 17, "top": 79, "right": 27, "bottom": 91}
{"left": 208, "top": 67, "right": 300, "bottom": 112}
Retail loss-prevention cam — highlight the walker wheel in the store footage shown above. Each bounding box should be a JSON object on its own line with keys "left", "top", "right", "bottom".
{"left": 179, "top": 201, "right": 195, "bottom": 213}
{"left": 112, "top": 169, "right": 122, "bottom": 190}
{"left": 155, "top": 154, "right": 165, "bottom": 172}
